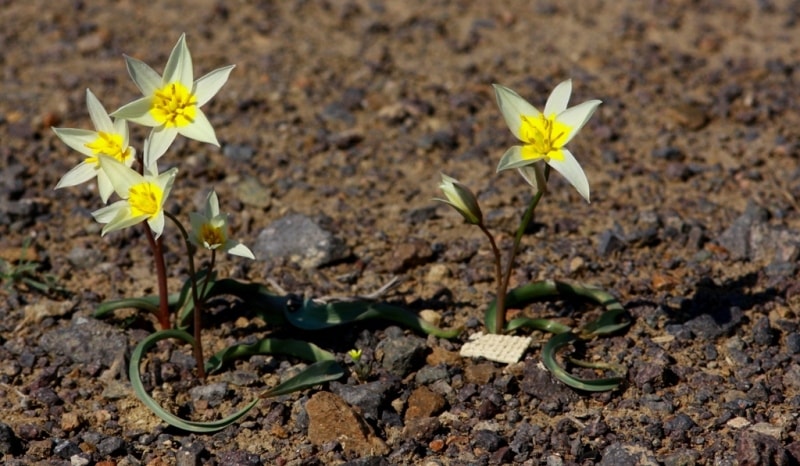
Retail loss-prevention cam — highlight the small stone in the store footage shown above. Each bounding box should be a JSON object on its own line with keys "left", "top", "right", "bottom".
{"left": 415, "top": 364, "right": 449, "bottom": 385}
{"left": 234, "top": 176, "right": 271, "bottom": 209}
{"left": 0, "top": 422, "right": 21, "bottom": 455}
{"left": 67, "top": 247, "right": 103, "bottom": 269}
{"left": 189, "top": 382, "right": 228, "bottom": 407}
{"left": 377, "top": 335, "right": 426, "bottom": 377}
{"left": 176, "top": 441, "right": 206, "bottom": 466}
{"left": 752, "top": 316, "right": 778, "bottom": 346}
{"left": 96, "top": 436, "right": 125, "bottom": 456}
{"left": 385, "top": 238, "right": 434, "bottom": 273}
{"left": 253, "top": 213, "right": 349, "bottom": 269}
{"left": 39, "top": 316, "right": 127, "bottom": 369}
{"left": 785, "top": 332, "right": 800, "bottom": 354}
{"left": 306, "top": 392, "right": 389, "bottom": 457}
{"left": 597, "top": 229, "right": 626, "bottom": 256}
{"left": 329, "top": 381, "right": 392, "bottom": 421}
{"left": 736, "top": 431, "right": 791, "bottom": 466}
{"left": 664, "top": 413, "right": 698, "bottom": 441}
{"left": 54, "top": 439, "right": 81, "bottom": 459}
{"left": 425, "top": 264, "right": 451, "bottom": 283}
{"left": 405, "top": 386, "right": 446, "bottom": 420}
{"left": 61, "top": 412, "right": 82, "bottom": 432}
{"left": 472, "top": 429, "right": 504, "bottom": 453}
{"left": 464, "top": 362, "right": 497, "bottom": 385}
{"left": 418, "top": 309, "right": 442, "bottom": 327}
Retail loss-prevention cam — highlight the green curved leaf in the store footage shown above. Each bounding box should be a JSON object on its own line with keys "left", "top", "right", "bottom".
{"left": 130, "top": 331, "right": 343, "bottom": 433}
{"left": 542, "top": 331, "right": 625, "bottom": 392}
{"left": 129, "top": 329, "right": 259, "bottom": 433}
{"left": 286, "top": 299, "right": 462, "bottom": 339}
{"left": 94, "top": 295, "right": 181, "bottom": 319}
{"left": 485, "top": 279, "right": 631, "bottom": 391}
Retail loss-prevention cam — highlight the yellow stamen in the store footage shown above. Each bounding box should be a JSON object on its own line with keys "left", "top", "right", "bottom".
{"left": 150, "top": 82, "right": 197, "bottom": 128}
{"left": 84, "top": 132, "right": 132, "bottom": 166}
{"left": 519, "top": 114, "right": 571, "bottom": 162}
{"left": 128, "top": 182, "right": 163, "bottom": 219}
{"left": 199, "top": 223, "right": 225, "bottom": 248}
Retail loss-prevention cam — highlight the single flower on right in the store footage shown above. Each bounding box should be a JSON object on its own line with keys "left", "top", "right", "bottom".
{"left": 493, "top": 80, "right": 601, "bottom": 203}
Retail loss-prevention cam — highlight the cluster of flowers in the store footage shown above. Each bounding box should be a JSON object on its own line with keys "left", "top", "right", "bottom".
{"left": 53, "top": 34, "right": 253, "bottom": 259}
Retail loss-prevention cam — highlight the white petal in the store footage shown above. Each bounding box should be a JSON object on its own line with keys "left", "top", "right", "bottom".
{"left": 55, "top": 162, "right": 97, "bottom": 189}
{"left": 146, "top": 127, "right": 179, "bottom": 166}
{"left": 97, "top": 155, "right": 143, "bottom": 197}
{"left": 148, "top": 212, "right": 166, "bottom": 238}
{"left": 157, "top": 167, "right": 178, "bottom": 200}
{"left": 226, "top": 241, "right": 255, "bottom": 260}
{"left": 517, "top": 163, "right": 547, "bottom": 192}
{"left": 206, "top": 190, "right": 220, "bottom": 218}
{"left": 124, "top": 55, "right": 162, "bottom": 95}
{"left": 96, "top": 171, "right": 115, "bottom": 203}
{"left": 194, "top": 65, "right": 235, "bottom": 107}
{"left": 493, "top": 84, "right": 540, "bottom": 141}
{"left": 111, "top": 97, "right": 157, "bottom": 125}
{"left": 92, "top": 201, "right": 127, "bottom": 223}
{"left": 497, "top": 145, "right": 537, "bottom": 172}
{"left": 163, "top": 33, "right": 193, "bottom": 86}
{"left": 102, "top": 211, "right": 148, "bottom": 236}
{"left": 544, "top": 80, "right": 572, "bottom": 116}
{"left": 52, "top": 128, "right": 97, "bottom": 156}
{"left": 85, "top": 89, "right": 115, "bottom": 133}
{"left": 177, "top": 110, "right": 219, "bottom": 146}
{"left": 547, "top": 149, "right": 590, "bottom": 202}
{"left": 558, "top": 99, "right": 602, "bottom": 145}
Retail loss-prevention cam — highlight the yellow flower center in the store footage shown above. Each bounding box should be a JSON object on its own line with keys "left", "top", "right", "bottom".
{"left": 519, "top": 114, "right": 571, "bottom": 162}
{"left": 85, "top": 132, "right": 132, "bottom": 166}
{"left": 128, "top": 182, "right": 163, "bottom": 219}
{"left": 150, "top": 82, "right": 197, "bottom": 128}
{"left": 199, "top": 223, "right": 225, "bottom": 249}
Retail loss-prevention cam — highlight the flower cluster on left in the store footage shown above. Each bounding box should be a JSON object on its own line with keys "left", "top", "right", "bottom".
{"left": 52, "top": 34, "right": 253, "bottom": 374}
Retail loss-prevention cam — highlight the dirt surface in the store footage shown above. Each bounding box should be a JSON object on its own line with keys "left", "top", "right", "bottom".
{"left": 3, "top": 0, "right": 800, "bottom": 464}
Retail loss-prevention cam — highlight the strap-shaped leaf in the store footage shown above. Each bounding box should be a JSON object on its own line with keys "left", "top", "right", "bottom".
{"left": 130, "top": 330, "right": 343, "bottom": 433}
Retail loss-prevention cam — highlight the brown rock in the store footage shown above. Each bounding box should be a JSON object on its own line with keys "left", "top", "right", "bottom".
{"left": 306, "top": 391, "right": 389, "bottom": 457}
{"left": 426, "top": 346, "right": 461, "bottom": 366}
{"left": 405, "top": 386, "right": 446, "bottom": 421}
{"left": 464, "top": 361, "right": 497, "bottom": 385}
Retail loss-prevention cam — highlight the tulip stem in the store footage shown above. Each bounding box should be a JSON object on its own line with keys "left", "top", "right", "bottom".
{"left": 166, "top": 211, "right": 207, "bottom": 380}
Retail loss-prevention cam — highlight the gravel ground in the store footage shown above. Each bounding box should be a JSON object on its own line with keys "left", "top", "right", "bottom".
{"left": 3, "top": 0, "right": 800, "bottom": 464}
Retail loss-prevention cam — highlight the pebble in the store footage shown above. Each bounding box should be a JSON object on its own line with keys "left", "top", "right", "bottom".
{"left": 471, "top": 429, "right": 504, "bottom": 453}
{"left": 405, "top": 386, "right": 446, "bottom": 420}
{"left": 415, "top": 364, "right": 449, "bottom": 385}
{"left": 0, "top": 422, "right": 21, "bottom": 455}
{"left": 715, "top": 201, "right": 769, "bottom": 260}
{"left": 752, "top": 316, "right": 778, "bottom": 346}
{"left": 329, "top": 380, "right": 392, "bottom": 421}
{"left": 38, "top": 316, "right": 127, "bottom": 369}
{"left": 736, "top": 430, "right": 791, "bottom": 465}
{"left": 188, "top": 382, "right": 229, "bottom": 407}
{"left": 597, "top": 229, "right": 627, "bottom": 256}
{"left": 377, "top": 334, "right": 426, "bottom": 377}
{"left": 252, "top": 213, "right": 349, "bottom": 269}
{"left": 305, "top": 392, "right": 389, "bottom": 457}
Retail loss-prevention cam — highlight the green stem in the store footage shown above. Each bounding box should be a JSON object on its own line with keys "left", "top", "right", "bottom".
{"left": 494, "top": 188, "right": 545, "bottom": 333}
{"left": 166, "top": 212, "right": 206, "bottom": 380}
{"left": 143, "top": 227, "right": 171, "bottom": 330}
{"left": 478, "top": 223, "right": 504, "bottom": 333}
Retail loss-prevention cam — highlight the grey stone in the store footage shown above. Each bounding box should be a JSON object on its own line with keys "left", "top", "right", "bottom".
{"left": 39, "top": 316, "right": 127, "bottom": 369}
{"left": 176, "top": 441, "right": 206, "bottom": 466}
{"left": 415, "top": 364, "right": 449, "bottom": 385}
{"left": 664, "top": 413, "right": 698, "bottom": 440}
{"left": 736, "top": 430, "right": 791, "bottom": 466}
{"left": 53, "top": 438, "right": 81, "bottom": 459}
{"left": 752, "top": 316, "right": 778, "bottom": 346}
{"left": 66, "top": 247, "right": 103, "bottom": 270}
{"left": 223, "top": 143, "right": 255, "bottom": 162}
{"left": 786, "top": 332, "right": 800, "bottom": 354}
{"left": 329, "top": 381, "right": 391, "bottom": 421}
{"left": 599, "top": 443, "right": 658, "bottom": 466}
{"left": 471, "top": 429, "right": 504, "bottom": 452}
{"left": 0, "top": 422, "right": 21, "bottom": 455}
{"left": 253, "top": 213, "right": 349, "bottom": 269}
{"left": 716, "top": 201, "right": 769, "bottom": 260}
{"left": 96, "top": 436, "right": 125, "bottom": 456}
{"left": 597, "top": 229, "right": 626, "bottom": 256}
{"left": 684, "top": 306, "right": 743, "bottom": 340}
{"left": 188, "top": 382, "right": 228, "bottom": 407}
{"left": 377, "top": 335, "right": 426, "bottom": 377}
